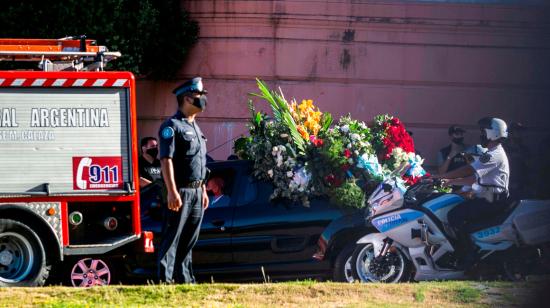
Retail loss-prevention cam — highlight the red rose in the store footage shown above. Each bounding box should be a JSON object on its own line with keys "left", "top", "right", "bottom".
{"left": 314, "top": 138, "right": 324, "bottom": 147}
{"left": 344, "top": 149, "right": 352, "bottom": 158}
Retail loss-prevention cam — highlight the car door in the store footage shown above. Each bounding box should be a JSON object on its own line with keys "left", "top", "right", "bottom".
{"left": 230, "top": 175, "right": 342, "bottom": 276}
{"left": 192, "top": 165, "right": 237, "bottom": 271}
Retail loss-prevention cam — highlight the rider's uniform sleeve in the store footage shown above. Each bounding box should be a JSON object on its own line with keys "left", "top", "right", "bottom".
{"left": 471, "top": 153, "right": 499, "bottom": 180}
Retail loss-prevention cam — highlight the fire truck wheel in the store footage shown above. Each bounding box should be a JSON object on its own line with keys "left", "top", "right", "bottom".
{"left": 0, "top": 219, "right": 51, "bottom": 287}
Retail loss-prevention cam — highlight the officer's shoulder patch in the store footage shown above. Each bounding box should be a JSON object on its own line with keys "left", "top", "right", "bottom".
{"left": 480, "top": 153, "right": 491, "bottom": 163}
{"left": 161, "top": 127, "right": 175, "bottom": 139}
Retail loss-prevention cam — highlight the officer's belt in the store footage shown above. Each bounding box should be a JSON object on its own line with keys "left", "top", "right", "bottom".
{"left": 179, "top": 180, "right": 203, "bottom": 189}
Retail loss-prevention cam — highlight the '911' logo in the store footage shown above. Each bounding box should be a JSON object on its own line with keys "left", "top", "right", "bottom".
{"left": 72, "top": 156, "right": 123, "bottom": 190}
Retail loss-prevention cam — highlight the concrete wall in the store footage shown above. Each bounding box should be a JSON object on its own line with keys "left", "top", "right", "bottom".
{"left": 136, "top": 0, "right": 550, "bottom": 168}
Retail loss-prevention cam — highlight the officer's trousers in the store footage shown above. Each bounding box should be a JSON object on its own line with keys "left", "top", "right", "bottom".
{"left": 447, "top": 198, "right": 502, "bottom": 258}
{"left": 157, "top": 187, "right": 204, "bottom": 284}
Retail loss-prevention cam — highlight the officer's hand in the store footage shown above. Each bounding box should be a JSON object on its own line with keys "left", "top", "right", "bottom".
{"left": 202, "top": 189, "right": 209, "bottom": 210}
{"left": 167, "top": 191, "right": 182, "bottom": 212}
{"left": 440, "top": 178, "right": 452, "bottom": 187}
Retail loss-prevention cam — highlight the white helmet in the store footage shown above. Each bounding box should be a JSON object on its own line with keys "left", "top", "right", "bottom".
{"left": 478, "top": 117, "right": 508, "bottom": 141}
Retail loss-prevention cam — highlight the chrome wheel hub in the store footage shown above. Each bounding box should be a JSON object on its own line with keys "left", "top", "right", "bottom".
{"left": 0, "top": 232, "right": 34, "bottom": 283}
{"left": 0, "top": 250, "right": 13, "bottom": 266}
{"left": 70, "top": 258, "right": 111, "bottom": 287}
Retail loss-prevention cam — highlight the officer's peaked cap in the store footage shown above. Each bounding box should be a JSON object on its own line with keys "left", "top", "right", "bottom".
{"left": 172, "top": 77, "right": 207, "bottom": 97}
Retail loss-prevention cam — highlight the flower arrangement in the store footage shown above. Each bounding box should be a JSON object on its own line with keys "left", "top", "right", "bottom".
{"left": 235, "top": 79, "right": 427, "bottom": 208}
{"left": 308, "top": 116, "right": 378, "bottom": 208}
{"left": 370, "top": 114, "right": 426, "bottom": 186}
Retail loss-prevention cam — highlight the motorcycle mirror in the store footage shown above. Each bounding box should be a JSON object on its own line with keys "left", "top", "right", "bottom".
{"left": 382, "top": 183, "right": 393, "bottom": 193}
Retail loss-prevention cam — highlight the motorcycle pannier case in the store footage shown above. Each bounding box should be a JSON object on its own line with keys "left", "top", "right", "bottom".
{"left": 513, "top": 200, "right": 550, "bottom": 245}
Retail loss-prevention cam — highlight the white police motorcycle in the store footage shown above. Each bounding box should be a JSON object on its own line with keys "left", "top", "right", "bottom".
{"left": 351, "top": 168, "right": 550, "bottom": 282}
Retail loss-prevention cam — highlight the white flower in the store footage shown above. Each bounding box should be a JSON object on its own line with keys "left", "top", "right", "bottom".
{"left": 280, "top": 133, "right": 289, "bottom": 138}
{"left": 267, "top": 169, "right": 274, "bottom": 178}
{"left": 348, "top": 158, "right": 354, "bottom": 164}
{"left": 287, "top": 171, "right": 294, "bottom": 178}
{"left": 279, "top": 145, "right": 287, "bottom": 152}
{"left": 347, "top": 143, "right": 352, "bottom": 149}
{"left": 354, "top": 150, "right": 360, "bottom": 156}
{"left": 340, "top": 125, "right": 350, "bottom": 133}
{"left": 351, "top": 133, "right": 360, "bottom": 141}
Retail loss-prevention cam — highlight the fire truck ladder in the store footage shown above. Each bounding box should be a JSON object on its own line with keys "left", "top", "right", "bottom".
{"left": 0, "top": 36, "right": 121, "bottom": 71}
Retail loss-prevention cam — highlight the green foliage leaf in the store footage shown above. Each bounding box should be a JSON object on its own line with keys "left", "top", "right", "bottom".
{"left": 252, "top": 79, "right": 306, "bottom": 154}
{"left": 329, "top": 180, "right": 366, "bottom": 209}
{"left": 319, "top": 112, "right": 333, "bottom": 136}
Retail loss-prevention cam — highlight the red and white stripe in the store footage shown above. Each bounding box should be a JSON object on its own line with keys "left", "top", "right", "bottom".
{"left": 0, "top": 78, "right": 129, "bottom": 87}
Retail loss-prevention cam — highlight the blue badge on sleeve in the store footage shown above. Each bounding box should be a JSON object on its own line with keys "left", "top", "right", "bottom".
{"left": 161, "top": 127, "right": 174, "bottom": 139}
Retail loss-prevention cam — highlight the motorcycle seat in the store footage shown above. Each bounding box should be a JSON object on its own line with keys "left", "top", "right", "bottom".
{"left": 465, "top": 199, "right": 519, "bottom": 233}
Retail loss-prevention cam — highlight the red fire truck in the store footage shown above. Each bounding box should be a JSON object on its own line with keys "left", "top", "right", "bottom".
{"left": 0, "top": 37, "right": 151, "bottom": 287}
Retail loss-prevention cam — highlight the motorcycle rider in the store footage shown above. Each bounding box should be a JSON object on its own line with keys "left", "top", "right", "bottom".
{"left": 436, "top": 117, "right": 510, "bottom": 269}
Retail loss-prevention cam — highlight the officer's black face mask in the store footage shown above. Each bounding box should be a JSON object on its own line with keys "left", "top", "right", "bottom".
{"left": 452, "top": 137, "right": 464, "bottom": 144}
{"left": 192, "top": 95, "right": 207, "bottom": 110}
{"left": 146, "top": 147, "right": 158, "bottom": 158}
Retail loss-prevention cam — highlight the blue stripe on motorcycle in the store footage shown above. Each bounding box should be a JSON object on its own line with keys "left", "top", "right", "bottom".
{"left": 372, "top": 211, "right": 424, "bottom": 233}
{"left": 424, "top": 194, "right": 464, "bottom": 213}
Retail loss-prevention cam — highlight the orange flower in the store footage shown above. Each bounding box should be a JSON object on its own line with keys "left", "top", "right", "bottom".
{"left": 297, "top": 125, "right": 309, "bottom": 140}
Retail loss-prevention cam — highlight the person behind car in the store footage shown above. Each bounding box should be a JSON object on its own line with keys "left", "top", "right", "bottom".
{"left": 437, "top": 125, "right": 470, "bottom": 175}
{"left": 207, "top": 176, "right": 230, "bottom": 207}
{"left": 437, "top": 117, "right": 510, "bottom": 269}
{"left": 139, "top": 136, "right": 162, "bottom": 188}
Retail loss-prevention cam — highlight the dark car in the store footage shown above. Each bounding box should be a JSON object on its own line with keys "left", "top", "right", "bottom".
{"left": 125, "top": 160, "right": 371, "bottom": 282}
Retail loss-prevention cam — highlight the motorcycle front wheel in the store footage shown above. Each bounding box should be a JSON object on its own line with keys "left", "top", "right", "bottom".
{"left": 351, "top": 243, "right": 411, "bottom": 283}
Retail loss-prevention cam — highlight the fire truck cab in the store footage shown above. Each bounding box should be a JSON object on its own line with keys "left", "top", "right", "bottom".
{"left": 0, "top": 37, "right": 146, "bottom": 287}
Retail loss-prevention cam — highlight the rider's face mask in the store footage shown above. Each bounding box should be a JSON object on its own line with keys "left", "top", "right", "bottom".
{"left": 452, "top": 137, "right": 464, "bottom": 145}
{"left": 480, "top": 129, "right": 489, "bottom": 147}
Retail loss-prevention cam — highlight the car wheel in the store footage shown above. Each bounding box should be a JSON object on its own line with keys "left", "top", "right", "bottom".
{"left": 333, "top": 243, "right": 356, "bottom": 282}
{"left": 68, "top": 257, "right": 114, "bottom": 287}
{"left": 351, "top": 243, "right": 410, "bottom": 283}
{"left": 0, "top": 219, "right": 50, "bottom": 287}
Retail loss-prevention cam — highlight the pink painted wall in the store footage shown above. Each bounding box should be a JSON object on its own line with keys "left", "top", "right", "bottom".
{"left": 136, "top": 0, "right": 550, "bottom": 169}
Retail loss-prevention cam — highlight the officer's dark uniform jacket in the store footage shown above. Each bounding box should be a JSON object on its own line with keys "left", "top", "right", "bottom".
{"left": 159, "top": 110, "right": 207, "bottom": 187}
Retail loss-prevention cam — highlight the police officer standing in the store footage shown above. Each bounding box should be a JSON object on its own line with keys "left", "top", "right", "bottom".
{"left": 437, "top": 117, "right": 510, "bottom": 269}
{"left": 157, "top": 77, "right": 209, "bottom": 284}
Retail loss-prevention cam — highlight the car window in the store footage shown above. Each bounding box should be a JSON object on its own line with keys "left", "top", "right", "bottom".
{"left": 206, "top": 167, "right": 236, "bottom": 208}
{"left": 239, "top": 176, "right": 257, "bottom": 206}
